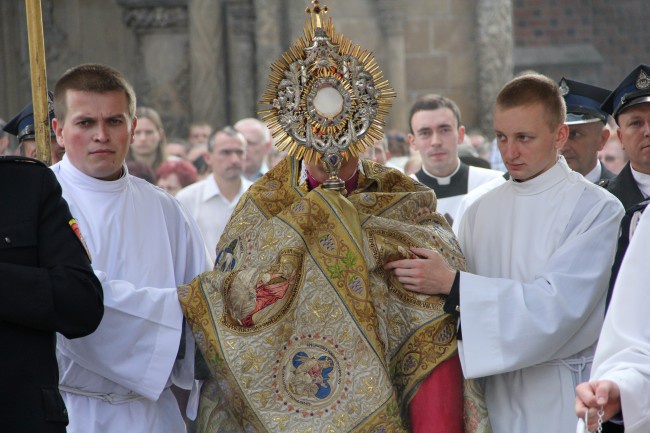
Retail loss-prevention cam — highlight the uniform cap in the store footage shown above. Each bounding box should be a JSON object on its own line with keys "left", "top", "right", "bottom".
{"left": 2, "top": 91, "right": 56, "bottom": 143}
{"left": 559, "top": 78, "right": 610, "bottom": 125}
{"left": 601, "top": 64, "right": 650, "bottom": 121}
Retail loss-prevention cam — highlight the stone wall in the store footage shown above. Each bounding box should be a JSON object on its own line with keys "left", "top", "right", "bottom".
{"left": 402, "top": 0, "right": 477, "bottom": 130}
{"left": 0, "top": 0, "right": 137, "bottom": 143}
{"left": 7, "top": 0, "right": 647, "bottom": 143}
{"left": 2, "top": 0, "right": 498, "bottom": 140}
{"left": 278, "top": 0, "right": 495, "bottom": 132}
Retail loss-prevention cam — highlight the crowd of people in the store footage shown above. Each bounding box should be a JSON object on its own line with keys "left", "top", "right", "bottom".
{"left": 1, "top": 43, "right": 649, "bottom": 433}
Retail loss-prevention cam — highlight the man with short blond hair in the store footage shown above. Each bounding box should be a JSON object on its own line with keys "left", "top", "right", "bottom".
{"left": 387, "top": 73, "right": 623, "bottom": 433}
{"left": 51, "top": 63, "right": 211, "bottom": 433}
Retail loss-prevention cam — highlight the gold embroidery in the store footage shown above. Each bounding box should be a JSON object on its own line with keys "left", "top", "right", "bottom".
{"left": 178, "top": 156, "right": 488, "bottom": 432}
{"left": 308, "top": 298, "right": 334, "bottom": 320}
{"left": 358, "top": 376, "right": 379, "bottom": 398}
{"left": 240, "top": 349, "right": 266, "bottom": 373}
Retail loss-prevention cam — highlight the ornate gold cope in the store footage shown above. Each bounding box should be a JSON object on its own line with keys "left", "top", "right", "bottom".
{"left": 178, "top": 159, "right": 491, "bottom": 432}
{"left": 178, "top": 3, "right": 491, "bottom": 432}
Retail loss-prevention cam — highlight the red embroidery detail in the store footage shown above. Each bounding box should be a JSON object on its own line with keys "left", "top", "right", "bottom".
{"left": 69, "top": 219, "right": 92, "bottom": 262}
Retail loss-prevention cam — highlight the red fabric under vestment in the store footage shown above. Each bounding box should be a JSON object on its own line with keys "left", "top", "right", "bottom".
{"left": 409, "top": 354, "right": 465, "bottom": 433}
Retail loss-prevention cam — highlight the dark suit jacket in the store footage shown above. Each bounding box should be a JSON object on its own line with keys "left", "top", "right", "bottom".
{"left": 0, "top": 157, "right": 104, "bottom": 433}
{"left": 601, "top": 162, "right": 647, "bottom": 308}
{"left": 600, "top": 162, "right": 645, "bottom": 211}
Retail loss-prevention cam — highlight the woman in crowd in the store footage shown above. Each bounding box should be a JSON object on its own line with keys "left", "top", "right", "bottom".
{"left": 156, "top": 159, "right": 198, "bottom": 196}
{"left": 129, "top": 106, "right": 166, "bottom": 173}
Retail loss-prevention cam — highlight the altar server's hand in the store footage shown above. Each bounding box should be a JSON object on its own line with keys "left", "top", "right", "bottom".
{"left": 384, "top": 247, "right": 455, "bottom": 295}
{"left": 575, "top": 380, "right": 621, "bottom": 432}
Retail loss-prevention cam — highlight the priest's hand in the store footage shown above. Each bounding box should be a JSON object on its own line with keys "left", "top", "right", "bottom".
{"left": 575, "top": 380, "right": 621, "bottom": 432}
{"left": 384, "top": 247, "right": 456, "bottom": 295}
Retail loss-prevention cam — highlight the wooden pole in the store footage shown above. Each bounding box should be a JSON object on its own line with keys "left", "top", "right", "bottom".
{"left": 25, "top": 0, "right": 51, "bottom": 165}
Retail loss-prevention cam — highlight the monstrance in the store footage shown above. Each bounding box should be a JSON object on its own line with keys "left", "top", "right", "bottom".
{"left": 259, "top": 1, "right": 395, "bottom": 192}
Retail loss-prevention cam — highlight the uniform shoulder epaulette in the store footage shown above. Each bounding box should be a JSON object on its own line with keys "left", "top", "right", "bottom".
{"left": 0, "top": 155, "right": 47, "bottom": 168}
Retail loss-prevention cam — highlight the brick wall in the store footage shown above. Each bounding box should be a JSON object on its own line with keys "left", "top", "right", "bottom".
{"left": 514, "top": 0, "right": 593, "bottom": 47}
{"left": 591, "top": 0, "right": 650, "bottom": 88}
{"left": 514, "top": 0, "right": 650, "bottom": 89}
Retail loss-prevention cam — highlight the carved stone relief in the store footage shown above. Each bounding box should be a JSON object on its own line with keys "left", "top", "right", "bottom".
{"left": 117, "top": 0, "right": 190, "bottom": 137}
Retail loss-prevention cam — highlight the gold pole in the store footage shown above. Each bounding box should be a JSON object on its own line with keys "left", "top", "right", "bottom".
{"left": 25, "top": 0, "right": 51, "bottom": 165}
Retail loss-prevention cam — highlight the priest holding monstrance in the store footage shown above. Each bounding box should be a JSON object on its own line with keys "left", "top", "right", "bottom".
{"left": 178, "top": 2, "right": 490, "bottom": 431}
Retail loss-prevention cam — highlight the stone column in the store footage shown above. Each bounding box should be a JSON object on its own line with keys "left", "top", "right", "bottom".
{"left": 189, "top": 0, "right": 227, "bottom": 129}
{"left": 377, "top": 0, "right": 407, "bottom": 131}
{"left": 476, "top": 0, "right": 513, "bottom": 135}
{"left": 253, "top": 0, "right": 284, "bottom": 110}
{"left": 224, "top": 0, "right": 256, "bottom": 123}
{"left": 117, "top": 0, "right": 189, "bottom": 138}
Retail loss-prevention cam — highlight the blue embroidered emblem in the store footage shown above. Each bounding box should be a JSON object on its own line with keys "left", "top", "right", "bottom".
{"left": 215, "top": 238, "right": 238, "bottom": 271}
{"left": 292, "top": 352, "right": 334, "bottom": 399}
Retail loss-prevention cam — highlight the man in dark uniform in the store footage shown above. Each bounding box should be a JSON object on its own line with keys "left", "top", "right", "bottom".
{"left": 599, "top": 64, "right": 650, "bottom": 210}
{"left": 0, "top": 118, "right": 10, "bottom": 156}
{"left": 558, "top": 78, "right": 615, "bottom": 183}
{"left": 597, "top": 64, "right": 650, "bottom": 433}
{"left": 0, "top": 156, "right": 104, "bottom": 433}
{"left": 3, "top": 91, "right": 64, "bottom": 163}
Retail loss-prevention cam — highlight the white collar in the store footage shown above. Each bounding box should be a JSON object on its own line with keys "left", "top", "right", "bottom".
{"left": 584, "top": 161, "right": 602, "bottom": 184}
{"left": 630, "top": 166, "right": 650, "bottom": 198}
{"left": 508, "top": 156, "right": 570, "bottom": 196}
{"left": 202, "top": 175, "right": 250, "bottom": 202}
{"left": 201, "top": 175, "right": 222, "bottom": 201}
{"left": 57, "top": 154, "right": 129, "bottom": 193}
{"left": 421, "top": 158, "right": 461, "bottom": 185}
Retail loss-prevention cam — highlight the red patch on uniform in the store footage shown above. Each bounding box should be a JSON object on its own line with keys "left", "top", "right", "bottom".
{"left": 69, "top": 219, "right": 92, "bottom": 262}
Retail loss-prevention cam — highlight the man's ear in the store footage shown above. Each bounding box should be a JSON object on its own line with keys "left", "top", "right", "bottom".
{"left": 617, "top": 128, "right": 625, "bottom": 151}
{"left": 407, "top": 133, "right": 417, "bottom": 151}
{"left": 555, "top": 123, "right": 569, "bottom": 150}
{"left": 52, "top": 118, "right": 64, "bottom": 147}
{"left": 457, "top": 125, "right": 466, "bottom": 144}
{"left": 597, "top": 127, "right": 611, "bottom": 152}
{"left": 130, "top": 117, "right": 138, "bottom": 144}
